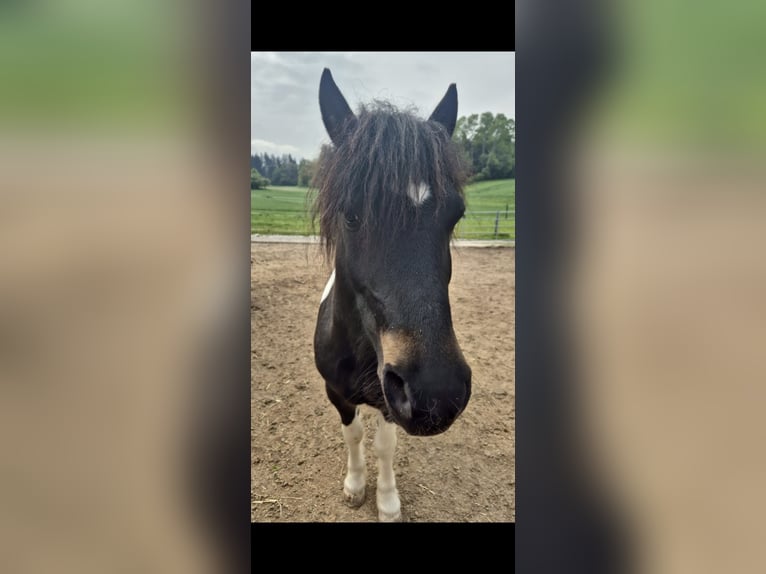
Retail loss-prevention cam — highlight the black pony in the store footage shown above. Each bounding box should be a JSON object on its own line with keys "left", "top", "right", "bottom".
{"left": 313, "top": 69, "right": 471, "bottom": 521}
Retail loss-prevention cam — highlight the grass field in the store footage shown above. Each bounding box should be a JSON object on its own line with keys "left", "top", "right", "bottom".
{"left": 251, "top": 179, "right": 515, "bottom": 240}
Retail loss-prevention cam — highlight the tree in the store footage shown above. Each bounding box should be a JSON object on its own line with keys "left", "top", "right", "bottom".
{"left": 298, "top": 158, "right": 316, "bottom": 187}
{"left": 251, "top": 168, "right": 270, "bottom": 190}
{"left": 273, "top": 161, "right": 298, "bottom": 186}
{"left": 271, "top": 166, "right": 285, "bottom": 185}
{"left": 250, "top": 154, "right": 263, "bottom": 173}
{"left": 259, "top": 154, "right": 274, "bottom": 180}
{"left": 452, "top": 112, "right": 515, "bottom": 181}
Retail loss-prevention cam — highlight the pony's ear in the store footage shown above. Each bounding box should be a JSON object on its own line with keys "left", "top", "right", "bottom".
{"left": 428, "top": 83, "right": 458, "bottom": 137}
{"left": 319, "top": 68, "right": 356, "bottom": 147}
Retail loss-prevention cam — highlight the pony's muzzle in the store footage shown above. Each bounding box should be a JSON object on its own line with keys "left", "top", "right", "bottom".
{"left": 382, "top": 363, "right": 471, "bottom": 436}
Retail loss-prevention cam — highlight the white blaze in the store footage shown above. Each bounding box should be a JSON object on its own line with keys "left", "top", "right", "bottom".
{"left": 320, "top": 269, "right": 335, "bottom": 303}
{"left": 407, "top": 182, "right": 431, "bottom": 206}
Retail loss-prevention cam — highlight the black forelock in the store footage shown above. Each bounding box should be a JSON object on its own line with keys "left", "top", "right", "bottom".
{"left": 311, "top": 100, "right": 467, "bottom": 259}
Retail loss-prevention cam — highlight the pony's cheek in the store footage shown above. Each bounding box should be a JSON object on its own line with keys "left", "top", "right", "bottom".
{"left": 353, "top": 292, "right": 380, "bottom": 338}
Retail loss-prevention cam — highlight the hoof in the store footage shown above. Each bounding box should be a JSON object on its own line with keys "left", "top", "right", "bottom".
{"left": 343, "top": 486, "right": 366, "bottom": 508}
{"left": 378, "top": 509, "right": 403, "bottom": 522}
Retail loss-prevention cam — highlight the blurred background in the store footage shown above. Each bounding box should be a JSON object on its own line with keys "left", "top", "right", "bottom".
{"left": 3, "top": 0, "right": 766, "bottom": 569}
{"left": 517, "top": 0, "right": 766, "bottom": 572}
{"left": 0, "top": 1, "right": 250, "bottom": 572}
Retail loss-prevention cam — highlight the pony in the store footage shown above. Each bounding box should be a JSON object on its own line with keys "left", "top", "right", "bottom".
{"left": 312, "top": 68, "right": 472, "bottom": 522}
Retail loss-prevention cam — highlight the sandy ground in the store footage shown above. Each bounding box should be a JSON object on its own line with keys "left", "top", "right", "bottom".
{"left": 251, "top": 243, "right": 515, "bottom": 522}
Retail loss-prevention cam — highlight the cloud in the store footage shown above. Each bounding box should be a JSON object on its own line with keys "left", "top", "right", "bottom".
{"left": 250, "top": 139, "right": 303, "bottom": 158}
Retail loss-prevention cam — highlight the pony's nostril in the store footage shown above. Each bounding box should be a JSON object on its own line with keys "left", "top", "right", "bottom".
{"left": 383, "top": 369, "right": 412, "bottom": 421}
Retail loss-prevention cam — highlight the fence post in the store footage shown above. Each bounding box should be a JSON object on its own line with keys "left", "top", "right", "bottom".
{"left": 494, "top": 211, "right": 499, "bottom": 239}
{"left": 505, "top": 203, "right": 508, "bottom": 219}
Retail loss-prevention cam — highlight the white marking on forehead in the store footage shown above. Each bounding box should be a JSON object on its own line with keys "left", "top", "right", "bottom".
{"left": 320, "top": 269, "right": 335, "bottom": 303}
{"left": 407, "top": 182, "right": 431, "bottom": 206}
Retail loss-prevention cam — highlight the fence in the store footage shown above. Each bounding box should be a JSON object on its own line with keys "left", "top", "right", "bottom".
{"left": 456, "top": 208, "right": 515, "bottom": 240}
{"left": 252, "top": 183, "right": 515, "bottom": 240}
{"left": 251, "top": 210, "right": 516, "bottom": 240}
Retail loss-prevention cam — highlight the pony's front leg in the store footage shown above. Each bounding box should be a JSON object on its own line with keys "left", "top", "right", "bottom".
{"left": 341, "top": 407, "right": 366, "bottom": 507}
{"left": 374, "top": 411, "right": 402, "bottom": 522}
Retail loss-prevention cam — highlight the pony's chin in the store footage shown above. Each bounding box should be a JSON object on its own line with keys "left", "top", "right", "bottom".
{"left": 386, "top": 410, "right": 460, "bottom": 437}
{"left": 402, "top": 424, "right": 453, "bottom": 437}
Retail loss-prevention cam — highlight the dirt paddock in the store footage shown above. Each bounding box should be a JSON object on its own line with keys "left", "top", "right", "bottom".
{"left": 251, "top": 243, "right": 515, "bottom": 522}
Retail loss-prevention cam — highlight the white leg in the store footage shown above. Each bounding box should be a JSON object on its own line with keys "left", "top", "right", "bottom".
{"left": 374, "top": 411, "right": 402, "bottom": 522}
{"left": 341, "top": 409, "right": 366, "bottom": 507}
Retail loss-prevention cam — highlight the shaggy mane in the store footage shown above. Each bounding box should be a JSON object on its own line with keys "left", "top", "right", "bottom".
{"left": 311, "top": 101, "right": 467, "bottom": 258}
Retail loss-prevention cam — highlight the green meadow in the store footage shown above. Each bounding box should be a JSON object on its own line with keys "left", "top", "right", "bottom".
{"left": 251, "top": 179, "right": 515, "bottom": 240}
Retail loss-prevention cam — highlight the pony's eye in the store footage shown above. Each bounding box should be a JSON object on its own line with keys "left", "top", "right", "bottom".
{"left": 343, "top": 213, "right": 361, "bottom": 231}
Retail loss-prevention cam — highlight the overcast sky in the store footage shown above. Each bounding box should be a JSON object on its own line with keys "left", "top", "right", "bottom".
{"left": 251, "top": 52, "right": 515, "bottom": 160}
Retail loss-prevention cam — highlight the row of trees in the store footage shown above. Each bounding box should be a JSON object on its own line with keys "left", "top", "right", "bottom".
{"left": 250, "top": 152, "right": 318, "bottom": 188}
{"left": 251, "top": 111, "right": 514, "bottom": 189}
{"left": 454, "top": 112, "right": 515, "bottom": 181}
{"left": 250, "top": 153, "right": 300, "bottom": 186}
